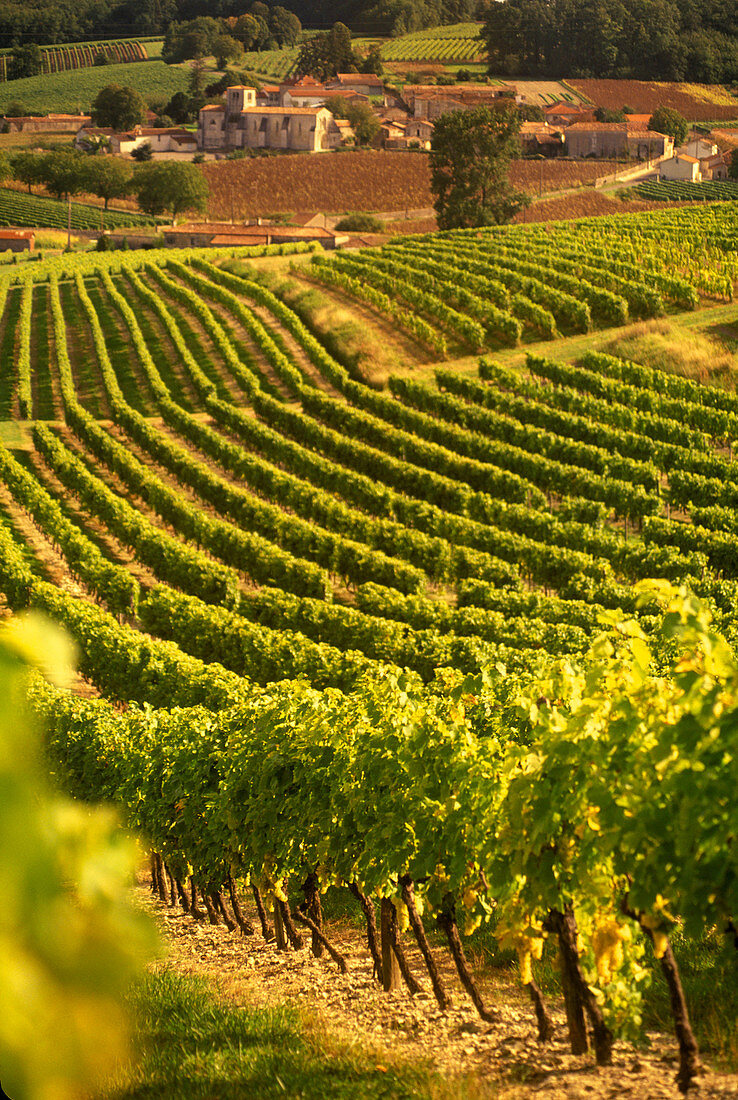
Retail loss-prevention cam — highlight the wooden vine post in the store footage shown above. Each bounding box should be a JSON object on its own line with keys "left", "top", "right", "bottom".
{"left": 380, "top": 898, "right": 401, "bottom": 992}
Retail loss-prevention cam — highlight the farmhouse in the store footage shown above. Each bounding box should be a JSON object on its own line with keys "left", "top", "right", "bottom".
{"left": 75, "top": 125, "right": 197, "bottom": 155}
{"left": 565, "top": 122, "right": 673, "bottom": 159}
{"left": 0, "top": 229, "right": 34, "bottom": 252}
{"left": 198, "top": 87, "right": 339, "bottom": 153}
{"left": 520, "top": 121, "right": 565, "bottom": 155}
{"left": 325, "top": 73, "right": 385, "bottom": 97}
{"left": 542, "top": 101, "right": 594, "bottom": 127}
{"left": 279, "top": 75, "right": 330, "bottom": 108}
{"left": 660, "top": 149, "right": 728, "bottom": 182}
{"left": 404, "top": 85, "right": 522, "bottom": 120}
{"left": 660, "top": 153, "right": 701, "bottom": 181}
{"left": 2, "top": 113, "right": 91, "bottom": 133}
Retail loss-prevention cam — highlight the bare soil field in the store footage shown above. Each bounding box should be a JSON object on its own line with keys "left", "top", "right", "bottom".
{"left": 203, "top": 154, "right": 624, "bottom": 219}
{"left": 570, "top": 79, "right": 738, "bottom": 120}
{"left": 512, "top": 189, "right": 671, "bottom": 223}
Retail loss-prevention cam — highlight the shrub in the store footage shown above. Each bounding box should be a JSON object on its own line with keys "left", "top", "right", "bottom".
{"left": 334, "top": 212, "right": 384, "bottom": 232}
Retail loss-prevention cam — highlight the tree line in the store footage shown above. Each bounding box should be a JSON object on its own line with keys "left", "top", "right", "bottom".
{"left": 1, "top": 146, "right": 208, "bottom": 220}
{"left": 483, "top": 0, "right": 738, "bottom": 83}
{"left": 0, "top": 0, "right": 479, "bottom": 50}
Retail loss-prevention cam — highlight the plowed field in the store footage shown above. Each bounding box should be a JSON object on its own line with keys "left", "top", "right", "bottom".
{"left": 202, "top": 154, "right": 622, "bottom": 218}
{"left": 570, "top": 79, "right": 738, "bottom": 120}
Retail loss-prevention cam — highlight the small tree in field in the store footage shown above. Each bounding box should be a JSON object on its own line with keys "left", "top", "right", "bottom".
{"left": 430, "top": 106, "right": 530, "bottom": 229}
{"left": 82, "top": 157, "right": 133, "bottom": 210}
{"left": 648, "top": 106, "right": 688, "bottom": 147}
{"left": 132, "top": 161, "right": 208, "bottom": 221}
{"left": 91, "top": 85, "right": 146, "bottom": 131}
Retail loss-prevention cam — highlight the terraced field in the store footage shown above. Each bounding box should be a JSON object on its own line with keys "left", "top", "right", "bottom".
{"left": 3, "top": 206, "right": 738, "bottom": 1082}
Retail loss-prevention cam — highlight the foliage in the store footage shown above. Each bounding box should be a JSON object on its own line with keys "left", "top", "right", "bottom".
{"left": 132, "top": 160, "right": 208, "bottom": 218}
{"left": 342, "top": 101, "right": 381, "bottom": 146}
{"left": 0, "top": 612, "right": 156, "bottom": 1100}
{"left": 648, "top": 105, "right": 689, "bottom": 145}
{"left": 482, "top": 0, "right": 738, "bottom": 82}
{"left": 296, "top": 22, "right": 356, "bottom": 81}
{"left": 334, "top": 212, "right": 384, "bottom": 231}
{"left": 429, "top": 106, "right": 530, "bottom": 228}
{"left": 81, "top": 157, "right": 132, "bottom": 210}
{"left": 91, "top": 83, "right": 146, "bottom": 129}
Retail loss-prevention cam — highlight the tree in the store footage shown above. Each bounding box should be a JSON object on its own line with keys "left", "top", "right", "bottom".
{"left": 648, "top": 105, "right": 689, "bottom": 145}
{"left": 231, "top": 13, "right": 261, "bottom": 48}
{"left": 162, "top": 17, "right": 221, "bottom": 63}
{"left": 163, "top": 91, "right": 193, "bottom": 124}
{"left": 360, "top": 44, "right": 384, "bottom": 76}
{"left": 10, "top": 43, "right": 43, "bottom": 79}
{"left": 10, "top": 150, "right": 47, "bottom": 194}
{"left": 36, "top": 151, "right": 88, "bottom": 201}
{"left": 91, "top": 85, "right": 145, "bottom": 131}
{"left": 429, "top": 106, "right": 530, "bottom": 229}
{"left": 81, "top": 157, "right": 132, "bottom": 209}
{"left": 270, "top": 6, "right": 301, "bottom": 46}
{"left": 595, "top": 106, "right": 626, "bottom": 122}
{"left": 4, "top": 101, "right": 28, "bottom": 118}
{"left": 0, "top": 154, "right": 12, "bottom": 184}
{"left": 213, "top": 33, "right": 244, "bottom": 70}
{"left": 296, "top": 22, "right": 357, "bottom": 80}
{"left": 729, "top": 149, "right": 738, "bottom": 180}
{"left": 132, "top": 161, "right": 209, "bottom": 221}
{"left": 343, "top": 102, "right": 381, "bottom": 146}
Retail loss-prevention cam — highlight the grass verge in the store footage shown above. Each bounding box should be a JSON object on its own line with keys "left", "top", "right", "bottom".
{"left": 100, "top": 967, "right": 482, "bottom": 1100}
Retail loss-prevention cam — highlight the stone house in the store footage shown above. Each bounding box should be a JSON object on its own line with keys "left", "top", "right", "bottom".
{"left": 660, "top": 153, "right": 701, "bottom": 181}
{"left": 0, "top": 229, "right": 34, "bottom": 252}
{"left": 326, "top": 73, "right": 385, "bottom": 97}
{"left": 566, "top": 122, "right": 672, "bottom": 159}
{"left": 75, "top": 125, "right": 197, "bottom": 155}
{"left": 2, "top": 113, "right": 90, "bottom": 133}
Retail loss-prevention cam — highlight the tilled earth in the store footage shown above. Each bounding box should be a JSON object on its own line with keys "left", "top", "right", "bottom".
{"left": 137, "top": 884, "right": 738, "bottom": 1099}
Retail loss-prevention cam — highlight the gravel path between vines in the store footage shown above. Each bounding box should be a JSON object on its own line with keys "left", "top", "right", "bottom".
{"left": 136, "top": 884, "right": 738, "bottom": 1099}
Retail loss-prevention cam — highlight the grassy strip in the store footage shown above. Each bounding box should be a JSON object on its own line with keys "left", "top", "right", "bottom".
{"left": 31, "top": 283, "right": 56, "bottom": 421}
{"left": 85, "top": 278, "right": 158, "bottom": 416}
{"left": 100, "top": 968, "right": 467, "bottom": 1100}
{"left": 58, "top": 279, "right": 107, "bottom": 419}
{"left": 0, "top": 286, "right": 20, "bottom": 418}
{"left": 113, "top": 274, "right": 197, "bottom": 412}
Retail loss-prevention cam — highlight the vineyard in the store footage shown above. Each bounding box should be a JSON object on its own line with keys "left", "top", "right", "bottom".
{"left": 635, "top": 179, "right": 738, "bottom": 202}
{"left": 379, "top": 24, "right": 485, "bottom": 63}
{"left": 1, "top": 205, "right": 737, "bottom": 1091}
{"left": 0, "top": 186, "right": 161, "bottom": 230}
{"left": 0, "top": 59, "right": 189, "bottom": 115}
{"left": 239, "top": 46, "right": 299, "bottom": 81}
{"left": 308, "top": 204, "right": 738, "bottom": 353}
{"left": 0, "top": 38, "right": 152, "bottom": 84}
{"left": 569, "top": 78, "right": 738, "bottom": 121}
{"left": 202, "top": 154, "right": 625, "bottom": 220}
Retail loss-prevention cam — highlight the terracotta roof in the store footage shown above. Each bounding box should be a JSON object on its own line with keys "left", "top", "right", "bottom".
{"left": 333, "top": 72, "right": 383, "bottom": 84}
{"left": 0, "top": 229, "right": 34, "bottom": 239}
{"left": 210, "top": 234, "right": 269, "bottom": 245}
{"left": 567, "top": 122, "right": 627, "bottom": 131}
{"left": 627, "top": 129, "right": 666, "bottom": 139}
{"left": 675, "top": 154, "right": 700, "bottom": 163}
{"left": 242, "top": 106, "right": 325, "bottom": 116}
{"left": 701, "top": 152, "right": 726, "bottom": 165}
{"left": 201, "top": 104, "right": 225, "bottom": 112}
{"left": 543, "top": 101, "right": 584, "bottom": 114}
{"left": 624, "top": 114, "right": 651, "bottom": 126}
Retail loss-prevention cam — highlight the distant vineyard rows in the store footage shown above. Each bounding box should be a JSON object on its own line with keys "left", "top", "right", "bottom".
{"left": 0, "top": 39, "right": 149, "bottom": 84}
